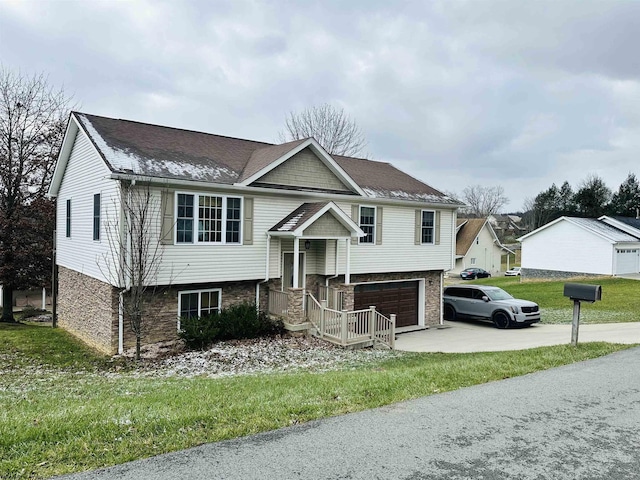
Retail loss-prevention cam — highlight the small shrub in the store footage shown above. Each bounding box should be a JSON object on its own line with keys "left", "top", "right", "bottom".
{"left": 20, "top": 305, "right": 47, "bottom": 319}
{"left": 178, "top": 314, "right": 221, "bottom": 350}
{"left": 179, "top": 302, "right": 284, "bottom": 349}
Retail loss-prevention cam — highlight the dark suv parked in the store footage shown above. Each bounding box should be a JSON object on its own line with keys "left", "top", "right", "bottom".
{"left": 443, "top": 285, "right": 541, "bottom": 328}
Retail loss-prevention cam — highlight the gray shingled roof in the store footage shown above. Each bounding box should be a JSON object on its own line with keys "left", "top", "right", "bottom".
{"left": 75, "top": 112, "right": 462, "bottom": 206}
{"left": 612, "top": 216, "right": 640, "bottom": 231}
{"left": 568, "top": 217, "right": 640, "bottom": 242}
{"left": 269, "top": 202, "right": 329, "bottom": 232}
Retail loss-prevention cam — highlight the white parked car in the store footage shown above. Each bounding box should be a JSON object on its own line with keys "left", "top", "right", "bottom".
{"left": 505, "top": 266, "right": 522, "bottom": 276}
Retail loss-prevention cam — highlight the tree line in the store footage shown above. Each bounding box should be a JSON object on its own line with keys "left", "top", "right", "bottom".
{"left": 522, "top": 173, "right": 640, "bottom": 230}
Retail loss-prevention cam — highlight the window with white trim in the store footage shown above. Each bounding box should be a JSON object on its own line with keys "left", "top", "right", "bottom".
{"left": 470, "top": 258, "right": 476, "bottom": 265}
{"left": 178, "top": 289, "right": 222, "bottom": 319}
{"left": 176, "top": 193, "right": 242, "bottom": 244}
{"left": 93, "top": 194, "right": 101, "bottom": 241}
{"left": 65, "top": 199, "right": 71, "bottom": 238}
{"left": 177, "top": 193, "right": 194, "bottom": 243}
{"left": 359, "top": 206, "right": 375, "bottom": 244}
{"left": 421, "top": 210, "right": 435, "bottom": 244}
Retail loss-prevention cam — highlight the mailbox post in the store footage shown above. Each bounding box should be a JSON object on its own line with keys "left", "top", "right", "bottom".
{"left": 563, "top": 283, "right": 602, "bottom": 346}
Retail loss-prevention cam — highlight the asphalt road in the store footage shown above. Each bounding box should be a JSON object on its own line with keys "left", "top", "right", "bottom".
{"left": 58, "top": 347, "right": 640, "bottom": 480}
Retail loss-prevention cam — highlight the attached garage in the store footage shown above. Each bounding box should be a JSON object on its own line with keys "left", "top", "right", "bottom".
{"left": 615, "top": 249, "right": 639, "bottom": 275}
{"left": 354, "top": 280, "right": 419, "bottom": 327}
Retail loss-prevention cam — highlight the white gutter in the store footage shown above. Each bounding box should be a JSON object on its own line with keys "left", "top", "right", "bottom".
{"left": 439, "top": 271, "right": 444, "bottom": 326}
{"left": 118, "top": 288, "right": 130, "bottom": 354}
{"left": 108, "top": 173, "right": 463, "bottom": 211}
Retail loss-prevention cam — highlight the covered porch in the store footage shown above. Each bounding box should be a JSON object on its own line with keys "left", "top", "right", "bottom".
{"left": 265, "top": 201, "right": 396, "bottom": 349}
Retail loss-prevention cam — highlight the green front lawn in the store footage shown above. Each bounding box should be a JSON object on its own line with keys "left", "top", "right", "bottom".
{"left": 0, "top": 323, "right": 634, "bottom": 479}
{"left": 470, "top": 276, "right": 640, "bottom": 324}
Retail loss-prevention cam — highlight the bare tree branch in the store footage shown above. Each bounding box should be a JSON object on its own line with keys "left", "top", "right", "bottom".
{"left": 99, "top": 180, "right": 168, "bottom": 360}
{"left": 0, "top": 67, "right": 73, "bottom": 321}
{"left": 459, "top": 185, "right": 508, "bottom": 217}
{"left": 278, "top": 103, "right": 368, "bottom": 157}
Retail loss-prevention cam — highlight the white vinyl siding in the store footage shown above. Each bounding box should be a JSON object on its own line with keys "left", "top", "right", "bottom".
{"left": 456, "top": 224, "right": 505, "bottom": 273}
{"left": 156, "top": 192, "right": 456, "bottom": 285}
{"left": 56, "top": 130, "right": 120, "bottom": 283}
{"left": 521, "top": 220, "right": 615, "bottom": 275}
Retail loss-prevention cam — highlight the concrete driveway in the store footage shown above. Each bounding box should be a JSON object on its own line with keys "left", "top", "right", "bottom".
{"left": 395, "top": 320, "right": 640, "bottom": 353}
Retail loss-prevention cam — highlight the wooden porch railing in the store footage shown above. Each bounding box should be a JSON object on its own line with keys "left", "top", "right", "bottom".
{"left": 305, "top": 293, "right": 395, "bottom": 349}
{"left": 317, "top": 285, "right": 344, "bottom": 311}
{"left": 268, "top": 290, "right": 289, "bottom": 317}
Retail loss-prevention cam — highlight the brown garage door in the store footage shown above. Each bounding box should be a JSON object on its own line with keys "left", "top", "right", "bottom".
{"left": 354, "top": 281, "right": 418, "bottom": 328}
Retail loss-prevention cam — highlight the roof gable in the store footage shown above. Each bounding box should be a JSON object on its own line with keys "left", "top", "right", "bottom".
{"left": 519, "top": 216, "right": 640, "bottom": 243}
{"left": 269, "top": 202, "right": 363, "bottom": 238}
{"left": 51, "top": 112, "right": 462, "bottom": 207}
{"left": 237, "top": 138, "right": 363, "bottom": 195}
{"left": 250, "top": 146, "right": 355, "bottom": 194}
{"left": 456, "top": 218, "right": 487, "bottom": 256}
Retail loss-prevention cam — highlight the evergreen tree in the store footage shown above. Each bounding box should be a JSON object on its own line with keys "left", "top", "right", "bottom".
{"left": 574, "top": 174, "right": 611, "bottom": 218}
{"left": 609, "top": 173, "right": 640, "bottom": 217}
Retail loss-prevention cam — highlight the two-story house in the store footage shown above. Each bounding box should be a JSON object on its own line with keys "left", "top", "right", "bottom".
{"left": 48, "top": 112, "right": 463, "bottom": 354}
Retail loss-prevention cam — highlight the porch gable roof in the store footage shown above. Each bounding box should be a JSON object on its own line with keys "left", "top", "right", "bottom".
{"left": 268, "top": 201, "right": 364, "bottom": 238}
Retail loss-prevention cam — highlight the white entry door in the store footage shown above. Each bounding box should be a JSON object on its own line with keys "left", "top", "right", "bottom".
{"left": 282, "top": 252, "right": 305, "bottom": 289}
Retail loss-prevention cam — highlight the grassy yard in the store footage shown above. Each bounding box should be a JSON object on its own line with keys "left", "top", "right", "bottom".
{"left": 470, "top": 276, "right": 640, "bottom": 324}
{"left": 1, "top": 323, "right": 634, "bottom": 479}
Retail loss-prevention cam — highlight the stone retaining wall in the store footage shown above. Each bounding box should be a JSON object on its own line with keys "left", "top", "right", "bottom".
{"left": 523, "top": 268, "right": 608, "bottom": 280}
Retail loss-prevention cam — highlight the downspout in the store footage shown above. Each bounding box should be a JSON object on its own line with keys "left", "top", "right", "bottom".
{"left": 256, "top": 233, "right": 270, "bottom": 310}
{"left": 439, "top": 271, "right": 444, "bottom": 325}
{"left": 325, "top": 239, "right": 340, "bottom": 288}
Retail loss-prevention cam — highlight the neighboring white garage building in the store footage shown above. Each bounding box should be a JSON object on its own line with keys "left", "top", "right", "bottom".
{"left": 518, "top": 216, "right": 640, "bottom": 279}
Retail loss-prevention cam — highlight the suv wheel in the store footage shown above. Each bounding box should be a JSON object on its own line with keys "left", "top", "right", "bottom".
{"left": 444, "top": 304, "right": 456, "bottom": 321}
{"left": 493, "top": 311, "right": 510, "bottom": 329}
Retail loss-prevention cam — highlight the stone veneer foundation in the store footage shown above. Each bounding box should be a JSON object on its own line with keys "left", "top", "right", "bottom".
{"left": 58, "top": 266, "right": 266, "bottom": 355}
{"left": 57, "top": 266, "right": 119, "bottom": 354}
{"left": 58, "top": 265, "right": 442, "bottom": 354}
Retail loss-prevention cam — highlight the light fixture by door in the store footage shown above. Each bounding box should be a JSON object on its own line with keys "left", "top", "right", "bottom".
{"left": 304, "top": 239, "right": 311, "bottom": 250}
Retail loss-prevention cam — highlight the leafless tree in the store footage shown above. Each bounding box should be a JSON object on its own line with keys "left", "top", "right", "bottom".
{"left": 279, "top": 103, "right": 368, "bottom": 157}
{"left": 0, "top": 68, "right": 73, "bottom": 322}
{"left": 460, "top": 185, "right": 508, "bottom": 217}
{"left": 99, "top": 180, "right": 168, "bottom": 360}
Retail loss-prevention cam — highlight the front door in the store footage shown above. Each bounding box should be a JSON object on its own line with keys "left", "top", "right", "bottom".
{"left": 282, "top": 252, "right": 305, "bottom": 289}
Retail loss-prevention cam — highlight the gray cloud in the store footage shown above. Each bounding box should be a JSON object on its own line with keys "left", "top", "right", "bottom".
{"left": 1, "top": 0, "right": 639, "bottom": 211}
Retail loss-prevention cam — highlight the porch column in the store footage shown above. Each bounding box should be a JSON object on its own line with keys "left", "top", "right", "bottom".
{"left": 345, "top": 238, "right": 351, "bottom": 284}
{"left": 293, "top": 237, "right": 300, "bottom": 288}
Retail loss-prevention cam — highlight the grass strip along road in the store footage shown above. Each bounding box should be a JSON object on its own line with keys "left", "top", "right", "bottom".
{"left": 0, "top": 323, "right": 634, "bottom": 479}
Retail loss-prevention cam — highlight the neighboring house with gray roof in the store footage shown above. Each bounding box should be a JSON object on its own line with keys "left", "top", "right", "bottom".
{"left": 452, "top": 218, "right": 514, "bottom": 275}
{"left": 518, "top": 216, "right": 640, "bottom": 279}
{"left": 48, "top": 112, "right": 463, "bottom": 354}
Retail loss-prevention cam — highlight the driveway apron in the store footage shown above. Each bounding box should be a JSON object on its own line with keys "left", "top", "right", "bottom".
{"left": 58, "top": 347, "right": 640, "bottom": 480}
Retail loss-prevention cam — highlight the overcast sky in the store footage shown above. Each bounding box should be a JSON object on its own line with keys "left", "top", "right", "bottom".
{"left": 2, "top": 0, "right": 639, "bottom": 211}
